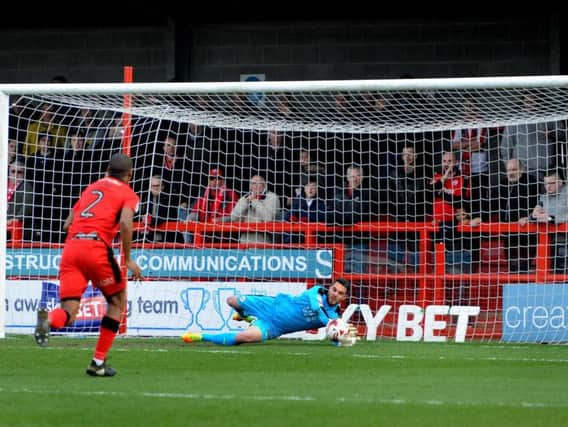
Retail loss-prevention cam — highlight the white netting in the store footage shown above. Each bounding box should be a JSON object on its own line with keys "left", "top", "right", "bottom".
{"left": 3, "top": 77, "right": 568, "bottom": 343}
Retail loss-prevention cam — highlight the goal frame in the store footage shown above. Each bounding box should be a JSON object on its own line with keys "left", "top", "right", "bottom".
{"left": 3, "top": 75, "right": 568, "bottom": 340}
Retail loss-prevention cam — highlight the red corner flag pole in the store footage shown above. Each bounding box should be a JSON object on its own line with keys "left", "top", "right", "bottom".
{"left": 121, "top": 66, "right": 133, "bottom": 156}
{"left": 120, "top": 65, "right": 133, "bottom": 334}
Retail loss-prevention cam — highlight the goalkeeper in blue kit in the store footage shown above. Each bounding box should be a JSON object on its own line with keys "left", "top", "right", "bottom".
{"left": 182, "top": 278, "right": 355, "bottom": 346}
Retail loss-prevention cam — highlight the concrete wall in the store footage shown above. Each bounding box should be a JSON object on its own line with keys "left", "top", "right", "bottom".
{"left": 0, "top": 25, "right": 175, "bottom": 83}
{"left": 0, "top": 16, "right": 558, "bottom": 83}
{"left": 188, "top": 17, "right": 558, "bottom": 82}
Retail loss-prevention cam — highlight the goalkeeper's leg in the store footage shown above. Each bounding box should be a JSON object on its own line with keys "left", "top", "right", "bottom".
{"left": 182, "top": 326, "right": 264, "bottom": 346}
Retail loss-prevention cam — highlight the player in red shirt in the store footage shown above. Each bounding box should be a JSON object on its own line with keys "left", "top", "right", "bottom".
{"left": 34, "top": 153, "right": 143, "bottom": 377}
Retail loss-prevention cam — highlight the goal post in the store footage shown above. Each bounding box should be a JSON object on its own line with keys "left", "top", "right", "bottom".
{"left": 3, "top": 75, "right": 568, "bottom": 343}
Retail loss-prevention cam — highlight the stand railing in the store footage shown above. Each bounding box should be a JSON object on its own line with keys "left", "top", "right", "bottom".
{"left": 8, "top": 220, "right": 568, "bottom": 339}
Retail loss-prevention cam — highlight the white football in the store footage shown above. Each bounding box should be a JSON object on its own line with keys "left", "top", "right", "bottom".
{"left": 325, "top": 318, "right": 350, "bottom": 341}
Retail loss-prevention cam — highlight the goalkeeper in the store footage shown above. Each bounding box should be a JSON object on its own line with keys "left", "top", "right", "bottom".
{"left": 182, "top": 278, "right": 356, "bottom": 346}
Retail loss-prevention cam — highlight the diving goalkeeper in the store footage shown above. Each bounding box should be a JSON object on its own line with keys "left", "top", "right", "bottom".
{"left": 182, "top": 278, "right": 356, "bottom": 346}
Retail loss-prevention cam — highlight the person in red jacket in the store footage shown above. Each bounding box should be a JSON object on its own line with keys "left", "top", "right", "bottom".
{"left": 187, "top": 168, "right": 239, "bottom": 222}
{"left": 34, "top": 153, "right": 143, "bottom": 377}
{"left": 430, "top": 151, "right": 470, "bottom": 224}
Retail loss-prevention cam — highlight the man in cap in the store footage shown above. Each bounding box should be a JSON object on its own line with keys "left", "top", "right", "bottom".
{"left": 187, "top": 168, "right": 239, "bottom": 223}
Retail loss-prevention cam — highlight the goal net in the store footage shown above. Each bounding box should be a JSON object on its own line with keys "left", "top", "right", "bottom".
{"left": 3, "top": 76, "right": 568, "bottom": 343}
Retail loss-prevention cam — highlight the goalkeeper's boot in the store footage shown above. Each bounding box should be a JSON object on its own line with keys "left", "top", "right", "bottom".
{"left": 86, "top": 359, "right": 116, "bottom": 377}
{"left": 232, "top": 313, "right": 255, "bottom": 323}
{"left": 34, "top": 308, "right": 50, "bottom": 347}
{"left": 182, "top": 332, "right": 203, "bottom": 343}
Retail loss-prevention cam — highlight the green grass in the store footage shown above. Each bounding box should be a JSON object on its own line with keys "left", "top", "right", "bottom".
{"left": 1, "top": 335, "right": 567, "bottom": 427}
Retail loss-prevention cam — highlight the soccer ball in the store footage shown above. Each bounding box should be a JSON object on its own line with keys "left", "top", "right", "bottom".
{"left": 325, "top": 318, "right": 350, "bottom": 341}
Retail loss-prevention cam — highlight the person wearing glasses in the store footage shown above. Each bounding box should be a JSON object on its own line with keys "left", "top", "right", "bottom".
{"left": 7, "top": 160, "right": 33, "bottom": 241}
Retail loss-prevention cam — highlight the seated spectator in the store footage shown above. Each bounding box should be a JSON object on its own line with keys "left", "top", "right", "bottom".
{"left": 7, "top": 161, "right": 33, "bottom": 241}
{"left": 138, "top": 175, "right": 183, "bottom": 244}
{"left": 530, "top": 171, "right": 568, "bottom": 273}
{"left": 219, "top": 175, "right": 280, "bottom": 244}
{"left": 245, "top": 130, "right": 295, "bottom": 209}
{"left": 282, "top": 177, "right": 327, "bottom": 243}
{"left": 187, "top": 168, "right": 239, "bottom": 223}
{"left": 184, "top": 168, "right": 239, "bottom": 243}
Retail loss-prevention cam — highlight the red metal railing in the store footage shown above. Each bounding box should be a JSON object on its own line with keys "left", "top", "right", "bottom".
{"left": 8, "top": 220, "right": 568, "bottom": 339}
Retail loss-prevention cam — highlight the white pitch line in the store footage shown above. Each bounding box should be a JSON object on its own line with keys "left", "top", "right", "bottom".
{"left": 352, "top": 354, "right": 568, "bottom": 363}
{"left": 24, "top": 345, "right": 568, "bottom": 363}
{"left": 0, "top": 388, "right": 562, "bottom": 409}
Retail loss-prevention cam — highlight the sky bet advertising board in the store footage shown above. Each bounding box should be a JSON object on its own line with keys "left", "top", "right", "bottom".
{"left": 503, "top": 283, "right": 568, "bottom": 343}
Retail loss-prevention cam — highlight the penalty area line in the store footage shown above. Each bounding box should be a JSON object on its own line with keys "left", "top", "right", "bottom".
{"left": 0, "top": 388, "right": 563, "bottom": 409}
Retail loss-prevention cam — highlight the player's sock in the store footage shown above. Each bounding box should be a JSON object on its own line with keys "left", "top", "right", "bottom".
{"left": 93, "top": 316, "right": 120, "bottom": 361}
{"left": 202, "top": 332, "right": 238, "bottom": 346}
{"left": 93, "top": 357, "right": 104, "bottom": 366}
{"left": 49, "top": 308, "right": 70, "bottom": 329}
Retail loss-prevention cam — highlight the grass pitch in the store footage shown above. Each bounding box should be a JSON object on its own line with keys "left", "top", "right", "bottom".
{"left": 1, "top": 335, "right": 567, "bottom": 427}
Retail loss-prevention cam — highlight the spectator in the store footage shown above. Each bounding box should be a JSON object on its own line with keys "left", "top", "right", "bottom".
{"left": 387, "top": 144, "right": 432, "bottom": 272}
{"left": 450, "top": 98, "right": 491, "bottom": 218}
{"left": 292, "top": 148, "right": 332, "bottom": 201}
{"left": 7, "top": 161, "right": 33, "bottom": 241}
{"left": 52, "top": 129, "right": 97, "bottom": 243}
{"left": 187, "top": 168, "right": 239, "bottom": 223}
{"left": 282, "top": 177, "right": 327, "bottom": 243}
{"left": 25, "top": 133, "right": 60, "bottom": 242}
{"left": 500, "top": 93, "right": 562, "bottom": 181}
{"left": 245, "top": 130, "right": 296, "bottom": 209}
{"left": 328, "top": 165, "right": 374, "bottom": 294}
{"left": 219, "top": 174, "right": 280, "bottom": 244}
{"left": 530, "top": 171, "right": 568, "bottom": 273}
{"left": 86, "top": 112, "right": 124, "bottom": 175}
{"left": 8, "top": 139, "right": 23, "bottom": 165}
{"left": 139, "top": 175, "right": 183, "bottom": 244}
{"left": 430, "top": 151, "right": 470, "bottom": 224}
{"left": 69, "top": 108, "right": 99, "bottom": 148}
{"left": 135, "top": 133, "right": 191, "bottom": 208}
{"left": 23, "top": 103, "right": 67, "bottom": 157}
{"left": 491, "top": 158, "right": 540, "bottom": 272}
